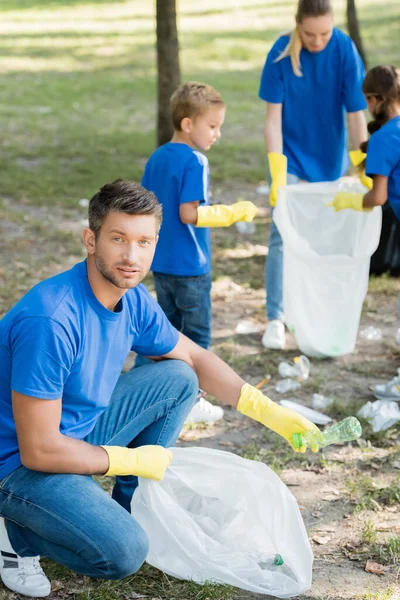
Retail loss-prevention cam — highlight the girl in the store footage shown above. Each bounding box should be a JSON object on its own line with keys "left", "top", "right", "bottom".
{"left": 259, "top": 0, "right": 368, "bottom": 350}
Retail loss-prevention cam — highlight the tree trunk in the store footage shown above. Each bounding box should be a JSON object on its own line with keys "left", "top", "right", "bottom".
{"left": 346, "top": 0, "right": 367, "bottom": 67}
{"left": 156, "top": 0, "right": 181, "bottom": 147}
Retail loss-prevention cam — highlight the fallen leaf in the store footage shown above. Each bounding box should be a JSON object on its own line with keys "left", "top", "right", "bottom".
{"left": 322, "top": 494, "right": 341, "bottom": 502}
{"left": 312, "top": 535, "right": 331, "bottom": 545}
{"left": 51, "top": 580, "right": 64, "bottom": 592}
{"left": 316, "top": 526, "right": 335, "bottom": 532}
{"left": 365, "top": 560, "right": 385, "bottom": 575}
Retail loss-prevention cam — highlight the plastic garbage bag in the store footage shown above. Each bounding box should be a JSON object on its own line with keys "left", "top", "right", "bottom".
{"left": 130, "top": 447, "right": 313, "bottom": 598}
{"left": 273, "top": 178, "right": 381, "bottom": 357}
{"left": 357, "top": 400, "right": 400, "bottom": 432}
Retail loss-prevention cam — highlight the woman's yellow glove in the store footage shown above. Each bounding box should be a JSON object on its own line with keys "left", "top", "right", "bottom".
{"left": 196, "top": 201, "right": 258, "bottom": 227}
{"left": 237, "top": 383, "right": 321, "bottom": 452}
{"left": 101, "top": 445, "right": 173, "bottom": 480}
{"left": 268, "top": 152, "right": 287, "bottom": 207}
{"left": 349, "top": 150, "right": 373, "bottom": 191}
{"left": 327, "top": 192, "right": 370, "bottom": 212}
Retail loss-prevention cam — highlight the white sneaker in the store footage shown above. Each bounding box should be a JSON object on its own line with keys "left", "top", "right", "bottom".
{"left": 374, "top": 368, "right": 400, "bottom": 401}
{"left": 262, "top": 320, "right": 286, "bottom": 350}
{"left": 0, "top": 517, "right": 51, "bottom": 597}
{"left": 184, "top": 397, "right": 224, "bottom": 425}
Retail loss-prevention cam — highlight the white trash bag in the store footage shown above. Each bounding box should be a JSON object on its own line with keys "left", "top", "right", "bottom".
{"left": 131, "top": 447, "right": 313, "bottom": 598}
{"left": 273, "top": 178, "right": 381, "bottom": 357}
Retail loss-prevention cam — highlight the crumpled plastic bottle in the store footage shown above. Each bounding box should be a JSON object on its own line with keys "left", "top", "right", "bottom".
{"left": 275, "top": 379, "right": 302, "bottom": 394}
{"left": 235, "top": 221, "right": 256, "bottom": 235}
{"left": 278, "top": 355, "right": 310, "bottom": 382}
{"left": 359, "top": 326, "right": 382, "bottom": 341}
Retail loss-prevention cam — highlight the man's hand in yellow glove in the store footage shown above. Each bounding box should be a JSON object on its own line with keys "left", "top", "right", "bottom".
{"left": 196, "top": 201, "right": 258, "bottom": 227}
{"left": 327, "top": 192, "right": 370, "bottom": 213}
{"left": 101, "top": 445, "right": 173, "bottom": 480}
{"left": 268, "top": 152, "right": 287, "bottom": 207}
{"left": 237, "top": 383, "right": 321, "bottom": 452}
{"left": 349, "top": 150, "right": 373, "bottom": 191}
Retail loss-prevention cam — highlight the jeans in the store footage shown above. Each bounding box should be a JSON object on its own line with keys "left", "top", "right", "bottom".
{"left": 265, "top": 173, "right": 300, "bottom": 321}
{"left": 0, "top": 360, "right": 198, "bottom": 579}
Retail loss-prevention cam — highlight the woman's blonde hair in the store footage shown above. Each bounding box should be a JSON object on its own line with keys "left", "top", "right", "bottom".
{"left": 275, "top": 0, "right": 333, "bottom": 77}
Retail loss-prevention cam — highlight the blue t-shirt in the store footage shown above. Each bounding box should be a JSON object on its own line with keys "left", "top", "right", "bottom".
{"left": 0, "top": 260, "right": 179, "bottom": 479}
{"left": 259, "top": 28, "right": 366, "bottom": 182}
{"left": 366, "top": 116, "right": 400, "bottom": 220}
{"left": 142, "top": 142, "right": 212, "bottom": 276}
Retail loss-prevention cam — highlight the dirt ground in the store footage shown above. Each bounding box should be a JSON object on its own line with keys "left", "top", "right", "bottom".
{"left": 0, "top": 182, "right": 399, "bottom": 600}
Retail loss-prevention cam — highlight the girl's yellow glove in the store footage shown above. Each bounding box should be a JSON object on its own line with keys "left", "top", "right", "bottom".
{"left": 196, "top": 201, "right": 258, "bottom": 227}
{"left": 349, "top": 150, "right": 373, "bottom": 191}
{"left": 237, "top": 383, "right": 321, "bottom": 452}
{"left": 101, "top": 445, "right": 173, "bottom": 480}
{"left": 268, "top": 152, "right": 287, "bottom": 207}
{"left": 327, "top": 192, "right": 370, "bottom": 212}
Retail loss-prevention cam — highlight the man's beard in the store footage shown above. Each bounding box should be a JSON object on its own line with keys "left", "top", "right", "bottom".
{"left": 95, "top": 254, "right": 144, "bottom": 289}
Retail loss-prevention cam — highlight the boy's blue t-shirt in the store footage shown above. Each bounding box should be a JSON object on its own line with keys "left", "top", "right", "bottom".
{"left": 0, "top": 260, "right": 179, "bottom": 479}
{"left": 142, "top": 142, "right": 211, "bottom": 276}
{"left": 366, "top": 116, "right": 400, "bottom": 220}
{"left": 259, "top": 28, "right": 366, "bottom": 182}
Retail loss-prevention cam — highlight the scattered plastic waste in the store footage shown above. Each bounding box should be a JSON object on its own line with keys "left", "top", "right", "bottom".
{"left": 359, "top": 326, "right": 382, "bottom": 341}
{"left": 396, "top": 328, "right": 400, "bottom": 346}
{"left": 235, "top": 221, "right": 256, "bottom": 235}
{"left": 235, "top": 320, "right": 260, "bottom": 334}
{"left": 78, "top": 198, "right": 89, "bottom": 207}
{"left": 278, "top": 355, "right": 310, "bottom": 382}
{"left": 280, "top": 399, "right": 332, "bottom": 425}
{"left": 256, "top": 184, "right": 270, "bottom": 195}
{"left": 275, "top": 379, "right": 301, "bottom": 394}
{"left": 357, "top": 400, "right": 400, "bottom": 432}
{"left": 292, "top": 416, "right": 362, "bottom": 450}
{"left": 312, "top": 393, "right": 334, "bottom": 410}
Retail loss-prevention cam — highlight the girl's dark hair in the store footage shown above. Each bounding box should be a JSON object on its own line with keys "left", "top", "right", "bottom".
{"left": 360, "top": 65, "right": 400, "bottom": 154}
{"left": 88, "top": 179, "right": 162, "bottom": 237}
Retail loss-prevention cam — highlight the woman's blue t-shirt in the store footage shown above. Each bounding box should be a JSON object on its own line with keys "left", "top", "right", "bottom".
{"left": 142, "top": 142, "right": 211, "bottom": 276}
{"left": 259, "top": 28, "right": 366, "bottom": 182}
{"left": 366, "top": 116, "right": 400, "bottom": 219}
{"left": 0, "top": 260, "right": 179, "bottom": 479}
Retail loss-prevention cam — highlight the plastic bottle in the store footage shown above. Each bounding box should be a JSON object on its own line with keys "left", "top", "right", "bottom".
{"left": 258, "top": 554, "right": 284, "bottom": 570}
{"left": 292, "top": 416, "right": 362, "bottom": 451}
{"left": 275, "top": 379, "right": 301, "bottom": 393}
{"left": 278, "top": 355, "right": 310, "bottom": 381}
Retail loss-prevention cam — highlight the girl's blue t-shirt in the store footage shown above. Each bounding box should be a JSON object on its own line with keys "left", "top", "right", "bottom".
{"left": 0, "top": 260, "right": 179, "bottom": 479}
{"left": 142, "top": 142, "right": 211, "bottom": 276}
{"left": 259, "top": 28, "right": 366, "bottom": 182}
{"left": 366, "top": 116, "right": 400, "bottom": 219}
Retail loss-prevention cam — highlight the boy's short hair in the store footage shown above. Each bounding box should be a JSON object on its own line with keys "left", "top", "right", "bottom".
{"left": 170, "top": 81, "right": 225, "bottom": 131}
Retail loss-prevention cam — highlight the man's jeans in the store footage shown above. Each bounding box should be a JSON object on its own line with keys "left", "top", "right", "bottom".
{"left": 0, "top": 360, "right": 198, "bottom": 579}
{"left": 265, "top": 173, "right": 300, "bottom": 321}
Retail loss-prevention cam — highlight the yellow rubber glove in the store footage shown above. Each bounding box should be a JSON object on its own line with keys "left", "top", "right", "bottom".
{"left": 101, "top": 445, "right": 173, "bottom": 480}
{"left": 327, "top": 192, "right": 370, "bottom": 212}
{"left": 268, "top": 152, "right": 287, "bottom": 207}
{"left": 237, "top": 383, "right": 321, "bottom": 452}
{"left": 196, "top": 201, "right": 258, "bottom": 227}
{"left": 349, "top": 150, "right": 373, "bottom": 191}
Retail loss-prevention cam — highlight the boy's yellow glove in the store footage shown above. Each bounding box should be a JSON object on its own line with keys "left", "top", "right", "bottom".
{"left": 101, "top": 445, "right": 173, "bottom": 480}
{"left": 268, "top": 152, "right": 287, "bottom": 207}
{"left": 196, "top": 201, "right": 258, "bottom": 227}
{"left": 349, "top": 150, "right": 373, "bottom": 191}
{"left": 237, "top": 383, "right": 321, "bottom": 452}
{"left": 327, "top": 192, "right": 370, "bottom": 212}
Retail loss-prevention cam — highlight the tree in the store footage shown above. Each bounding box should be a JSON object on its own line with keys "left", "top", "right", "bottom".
{"left": 346, "top": 0, "right": 367, "bottom": 67}
{"left": 156, "top": 0, "right": 181, "bottom": 146}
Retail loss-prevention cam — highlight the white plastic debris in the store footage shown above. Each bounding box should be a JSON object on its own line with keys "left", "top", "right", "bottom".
{"left": 256, "top": 184, "right": 270, "bottom": 195}
{"left": 312, "top": 393, "right": 334, "bottom": 410}
{"left": 235, "top": 221, "right": 256, "bottom": 235}
{"left": 79, "top": 198, "right": 89, "bottom": 207}
{"left": 275, "top": 379, "right": 301, "bottom": 394}
{"left": 357, "top": 400, "right": 400, "bottom": 432}
{"left": 279, "top": 400, "right": 332, "bottom": 425}
{"left": 235, "top": 320, "right": 260, "bottom": 334}
{"left": 278, "top": 355, "right": 310, "bottom": 382}
{"left": 359, "top": 326, "right": 382, "bottom": 341}
{"left": 395, "top": 328, "right": 400, "bottom": 346}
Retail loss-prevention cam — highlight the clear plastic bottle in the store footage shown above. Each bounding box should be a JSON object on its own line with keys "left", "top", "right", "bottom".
{"left": 292, "top": 416, "right": 362, "bottom": 450}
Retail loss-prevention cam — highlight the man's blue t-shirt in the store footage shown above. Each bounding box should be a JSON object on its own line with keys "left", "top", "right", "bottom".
{"left": 0, "top": 260, "right": 179, "bottom": 479}
{"left": 366, "top": 116, "right": 400, "bottom": 220}
{"left": 259, "top": 28, "right": 366, "bottom": 182}
{"left": 142, "top": 142, "right": 211, "bottom": 276}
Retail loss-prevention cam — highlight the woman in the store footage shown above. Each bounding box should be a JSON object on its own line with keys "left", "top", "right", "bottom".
{"left": 259, "top": 0, "right": 368, "bottom": 350}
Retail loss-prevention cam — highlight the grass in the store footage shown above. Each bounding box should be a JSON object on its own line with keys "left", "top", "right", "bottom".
{"left": 1, "top": 0, "right": 400, "bottom": 207}
{"left": 345, "top": 474, "right": 400, "bottom": 513}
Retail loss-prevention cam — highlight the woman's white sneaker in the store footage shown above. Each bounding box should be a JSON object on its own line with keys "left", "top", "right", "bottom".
{"left": 0, "top": 517, "right": 51, "bottom": 597}
{"left": 262, "top": 320, "right": 286, "bottom": 350}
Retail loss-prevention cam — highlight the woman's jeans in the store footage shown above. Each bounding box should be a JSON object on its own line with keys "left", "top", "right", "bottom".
{"left": 0, "top": 360, "right": 198, "bottom": 579}
{"left": 265, "top": 173, "right": 300, "bottom": 321}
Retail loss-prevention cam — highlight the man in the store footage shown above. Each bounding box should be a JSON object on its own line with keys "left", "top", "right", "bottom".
{"left": 0, "top": 180, "right": 319, "bottom": 597}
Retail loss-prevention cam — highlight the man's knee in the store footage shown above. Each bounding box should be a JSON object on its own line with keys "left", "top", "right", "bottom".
{"left": 103, "top": 525, "right": 149, "bottom": 580}
{"left": 159, "top": 359, "right": 199, "bottom": 397}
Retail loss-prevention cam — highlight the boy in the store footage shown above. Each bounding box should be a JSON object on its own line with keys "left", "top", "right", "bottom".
{"left": 140, "top": 82, "right": 258, "bottom": 424}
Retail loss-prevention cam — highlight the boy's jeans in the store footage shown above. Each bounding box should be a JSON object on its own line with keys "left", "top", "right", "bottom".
{"left": 0, "top": 360, "right": 198, "bottom": 579}
{"left": 265, "top": 173, "right": 300, "bottom": 321}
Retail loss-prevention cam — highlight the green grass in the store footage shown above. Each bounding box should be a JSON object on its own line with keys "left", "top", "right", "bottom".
{"left": 1, "top": 0, "right": 400, "bottom": 207}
